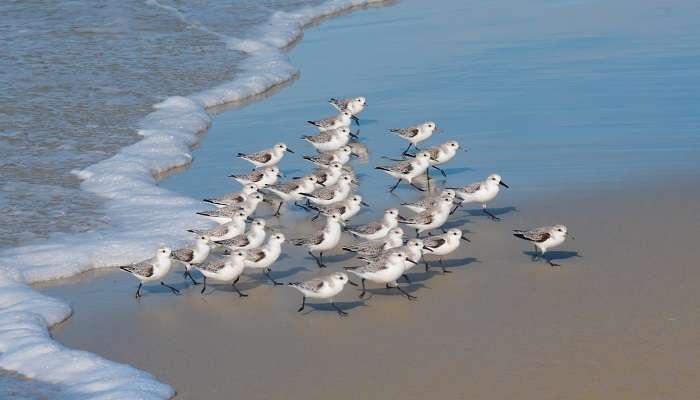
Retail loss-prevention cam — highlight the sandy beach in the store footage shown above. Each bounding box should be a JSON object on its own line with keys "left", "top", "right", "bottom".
{"left": 23, "top": 0, "right": 700, "bottom": 398}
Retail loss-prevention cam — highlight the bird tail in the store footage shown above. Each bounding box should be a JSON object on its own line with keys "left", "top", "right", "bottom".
{"left": 236, "top": 153, "right": 247, "bottom": 158}
{"left": 374, "top": 166, "right": 390, "bottom": 172}
{"left": 298, "top": 192, "right": 315, "bottom": 199}
{"left": 307, "top": 121, "right": 320, "bottom": 127}
{"left": 202, "top": 199, "right": 224, "bottom": 206}
{"left": 512, "top": 231, "right": 529, "bottom": 241}
{"left": 119, "top": 265, "right": 134, "bottom": 273}
{"left": 187, "top": 229, "right": 203, "bottom": 235}
{"left": 343, "top": 266, "right": 361, "bottom": 271}
{"left": 289, "top": 238, "right": 305, "bottom": 246}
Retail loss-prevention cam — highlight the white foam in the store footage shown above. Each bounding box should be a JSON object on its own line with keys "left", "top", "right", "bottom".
{"left": 0, "top": 0, "right": 387, "bottom": 398}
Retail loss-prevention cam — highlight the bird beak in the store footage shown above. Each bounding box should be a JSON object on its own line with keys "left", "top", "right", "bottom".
{"left": 406, "top": 258, "right": 417, "bottom": 265}
{"left": 262, "top": 198, "right": 273, "bottom": 204}
{"left": 461, "top": 236, "right": 471, "bottom": 243}
{"left": 246, "top": 217, "right": 254, "bottom": 222}
{"left": 566, "top": 232, "right": 575, "bottom": 240}
{"left": 461, "top": 148, "right": 469, "bottom": 153}
{"left": 499, "top": 181, "right": 510, "bottom": 188}
{"left": 422, "top": 246, "right": 433, "bottom": 252}
{"left": 286, "top": 148, "right": 295, "bottom": 153}
{"left": 434, "top": 128, "right": 443, "bottom": 133}
{"left": 361, "top": 201, "right": 370, "bottom": 207}
{"left": 348, "top": 280, "right": 359, "bottom": 287}
{"left": 318, "top": 182, "right": 326, "bottom": 187}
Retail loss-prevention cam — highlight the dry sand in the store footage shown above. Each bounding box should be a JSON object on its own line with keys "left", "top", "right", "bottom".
{"left": 38, "top": 182, "right": 700, "bottom": 399}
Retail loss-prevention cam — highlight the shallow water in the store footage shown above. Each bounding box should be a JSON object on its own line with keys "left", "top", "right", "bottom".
{"left": 0, "top": 0, "right": 326, "bottom": 249}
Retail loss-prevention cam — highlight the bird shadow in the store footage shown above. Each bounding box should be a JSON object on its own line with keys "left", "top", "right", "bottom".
{"left": 411, "top": 257, "right": 480, "bottom": 280}
{"left": 457, "top": 206, "right": 518, "bottom": 219}
{"left": 350, "top": 282, "right": 425, "bottom": 300}
{"left": 523, "top": 250, "right": 583, "bottom": 263}
{"left": 301, "top": 300, "right": 367, "bottom": 315}
{"left": 440, "top": 167, "right": 474, "bottom": 175}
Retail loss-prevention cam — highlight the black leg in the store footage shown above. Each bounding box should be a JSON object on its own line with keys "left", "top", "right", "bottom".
{"left": 483, "top": 207, "right": 501, "bottom": 221}
{"left": 351, "top": 115, "right": 360, "bottom": 126}
{"left": 402, "top": 274, "right": 412, "bottom": 284}
{"left": 439, "top": 258, "right": 452, "bottom": 274}
{"left": 232, "top": 280, "right": 248, "bottom": 297}
{"left": 311, "top": 212, "right": 321, "bottom": 221}
{"left": 184, "top": 270, "right": 199, "bottom": 285}
{"left": 294, "top": 202, "right": 310, "bottom": 211}
{"left": 319, "top": 252, "right": 325, "bottom": 267}
{"left": 309, "top": 251, "right": 325, "bottom": 268}
{"left": 402, "top": 143, "right": 413, "bottom": 156}
{"left": 331, "top": 301, "right": 348, "bottom": 317}
{"left": 424, "top": 261, "right": 431, "bottom": 272}
{"left": 426, "top": 169, "right": 431, "bottom": 191}
{"left": 264, "top": 268, "right": 283, "bottom": 285}
{"left": 395, "top": 285, "right": 417, "bottom": 301}
{"left": 359, "top": 279, "right": 367, "bottom": 298}
{"left": 432, "top": 165, "right": 447, "bottom": 177}
{"left": 449, "top": 203, "right": 461, "bottom": 215}
{"left": 200, "top": 276, "right": 207, "bottom": 294}
{"left": 409, "top": 182, "right": 425, "bottom": 192}
{"left": 135, "top": 282, "right": 142, "bottom": 298}
{"left": 531, "top": 246, "right": 539, "bottom": 261}
{"left": 274, "top": 201, "right": 283, "bottom": 216}
{"left": 545, "top": 256, "right": 560, "bottom": 267}
{"left": 297, "top": 296, "right": 306, "bottom": 312}
{"left": 389, "top": 179, "right": 401, "bottom": 192}
{"left": 161, "top": 281, "right": 180, "bottom": 295}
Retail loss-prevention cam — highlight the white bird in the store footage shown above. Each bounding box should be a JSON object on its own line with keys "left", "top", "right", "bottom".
{"left": 308, "top": 194, "right": 369, "bottom": 222}
{"left": 401, "top": 189, "right": 457, "bottom": 213}
{"left": 203, "top": 183, "right": 259, "bottom": 208}
{"left": 422, "top": 228, "right": 470, "bottom": 273}
{"left": 360, "top": 238, "right": 430, "bottom": 285}
{"left": 308, "top": 162, "right": 344, "bottom": 188}
{"left": 346, "top": 208, "right": 399, "bottom": 240}
{"left": 329, "top": 96, "right": 366, "bottom": 125}
{"left": 171, "top": 234, "right": 212, "bottom": 285}
{"left": 229, "top": 166, "right": 281, "bottom": 188}
{"left": 376, "top": 151, "right": 433, "bottom": 192}
{"left": 448, "top": 174, "right": 510, "bottom": 221}
{"left": 307, "top": 110, "right": 353, "bottom": 131}
{"left": 265, "top": 175, "right": 319, "bottom": 216}
{"left": 344, "top": 251, "right": 418, "bottom": 300}
{"left": 423, "top": 140, "right": 463, "bottom": 177}
{"left": 196, "top": 193, "right": 264, "bottom": 223}
{"left": 187, "top": 211, "right": 248, "bottom": 241}
{"left": 290, "top": 212, "right": 344, "bottom": 268}
{"left": 302, "top": 126, "right": 352, "bottom": 152}
{"left": 303, "top": 145, "right": 354, "bottom": 167}
{"left": 196, "top": 251, "right": 248, "bottom": 297}
{"left": 237, "top": 143, "right": 294, "bottom": 168}
{"left": 398, "top": 195, "right": 454, "bottom": 236}
{"left": 389, "top": 121, "right": 439, "bottom": 155}
{"left": 342, "top": 227, "right": 404, "bottom": 257}
{"left": 513, "top": 225, "right": 573, "bottom": 267}
{"left": 119, "top": 247, "right": 178, "bottom": 298}
{"left": 300, "top": 174, "right": 354, "bottom": 206}
{"left": 243, "top": 232, "right": 286, "bottom": 286}
{"left": 288, "top": 272, "right": 358, "bottom": 317}
{"left": 215, "top": 218, "right": 267, "bottom": 250}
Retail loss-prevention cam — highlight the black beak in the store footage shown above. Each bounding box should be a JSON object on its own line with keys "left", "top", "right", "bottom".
{"left": 461, "top": 236, "right": 471, "bottom": 243}
{"left": 286, "top": 148, "right": 295, "bottom": 153}
{"left": 566, "top": 232, "right": 575, "bottom": 240}
{"left": 499, "top": 181, "right": 509, "bottom": 188}
{"left": 318, "top": 182, "right": 326, "bottom": 187}
{"left": 348, "top": 280, "right": 359, "bottom": 286}
{"left": 246, "top": 217, "right": 254, "bottom": 222}
{"left": 262, "top": 198, "right": 273, "bottom": 204}
{"left": 406, "top": 258, "right": 417, "bottom": 265}
{"left": 361, "top": 201, "right": 370, "bottom": 207}
{"left": 422, "top": 246, "right": 433, "bottom": 252}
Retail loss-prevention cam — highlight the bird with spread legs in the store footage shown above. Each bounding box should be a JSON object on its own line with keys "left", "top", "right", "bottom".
{"left": 290, "top": 212, "right": 344, "bottom": 268}
{"left": 307, "top": 162, "right": 344, "bottom": 188}
{"left": 196, "top": 193, "right": 265, "bottom": 224}
{"left": 346, "top": 208, "right": 399, "bottom": 240}
{"left": 329, "top": 96, "right": 366, "bottom": 125}
{"left": 302, "top": 126, "right": 353, "bottom": 152}
{"left": 196, "top": 251, "right": 248, "bottom": 297}
{"left": 389, "top": 121, "right": 440, "bottom": 155}
{"left": 171, "top": 234, "right": 212, "bottom": 285}
{"left": 422, "top": 228, "right": 470, "bottom": 273}
{"left": 265, "top": 175, "right": 320, "bottom": 216}
{"left": 308, "top": 194, "right": 368, "bottom": 222}
{"left": 187, "top": 210, "right": 248, "bottom": 241}
{"left": 229, "top": 166, "right": 281, "bottom": 189}
{"left": 242, "top": 232, "right": 286, "bottom": 286}
{"left": 215, "top": 218, "right": 267, "bottom": 250}
{"left": 119, "top": 247, "right": 179, "bottom": 298}
{"left": 422, "top": 140, "right": 463, "bottom": 177}
{"left": 361, "top": 239, "right": 430, "bottom": 284}
{"left": 449, "top": 174, "right": 509, "bottom": 220}
{"left": 303, "top": 146, "right": 354, "bottom": 167}
{"left": 203, "top": 183, "right": 259, "bottom": 208}
{"left": 342, "top": 227, "right": 404, "bottom": 257}
{"left": 398, "top": 195, "right": 454, "bottom": 237}
{"left": 237, "top": 143, "right": 293, "bottom": 168}
{"left": 344, "top": 251, "right": 418, "bottom": 301}
{"left": 376, "top": 151, "right": 433, "bottom": 192}
{"left": 288, "top": 272, "right": 358, "bottom": 317}
{"left": 513, "top": 225, "right": 573, "bottom": 267}
{"left": 300, "top": 174, "right": 355, "bottom": 207}
{"left": 401, "top": 189, "right": 457, "bottom": 213}
{"left": 308, "top": 110, "right": 353, "bottom": 131}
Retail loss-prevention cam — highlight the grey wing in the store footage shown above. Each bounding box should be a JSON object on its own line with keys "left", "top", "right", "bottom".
{"left": 424, "top": 236, "right": 446, "bottom": 249}
{"left": 297, "top": 278, "right": 325, "bottom": 292}
{"left": 311, "top": 187, "right": 336, "bottom": 200}
{"left": 330, "top": 98, "right": 351, "bottom": 110}
{"left": 426, "top": 147, "right": 440, "bottom": 159}
{"left": 390, "top": 127, "right": 419, "bottom": 138}
{"left": 270, "top": 181, "right": 299, "bottom": 193}
{"left": 514, "top": 227, "right": 551, "bottom": 242}
{"left": 402, "top": 211, "right": 433, "bottom": 225}
{"left": 460, "top": 182, "right": 482, "bottom": 193}
{"left": 123, "top": 261, "right": 155, "bottom": 277}
{"left": 172, "top": 248, "right": 194, "bottom": 262}
{"left": 350, "top": 221, "right": 382, "bottom": 234}
{"left": 394, "top": 160, "right": 414, "bottom": 174}
{"left": 306, "top": 131, "right": 334, "bottom": 143}
{"left": 245, "top": 249, "right": 266, "bottom": 263}
{"left": 245, "top": 151, "right": 273, "bottom": 164}
{"left": 292, "top": 231, "right": 324, "bottom": 246}
{"left": 217, "top": 234, "right": 249, "bottom": 247}
{"left": 199, "top": 258, "right": 226, "bottom": 273}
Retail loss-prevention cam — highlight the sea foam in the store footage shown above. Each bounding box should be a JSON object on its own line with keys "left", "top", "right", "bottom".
{"left": 0, "top": 0, "right": 386, "bottom": 398}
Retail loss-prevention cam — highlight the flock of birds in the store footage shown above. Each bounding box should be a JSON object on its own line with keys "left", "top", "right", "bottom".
{"left": 120, "top": 96, "right": 574, "bottom": 317}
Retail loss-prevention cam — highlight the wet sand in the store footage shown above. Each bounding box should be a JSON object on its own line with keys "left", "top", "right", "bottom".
{"left": 34, "top": 0, "right": 700, "bottom": 398}
{"left": 38, "top": 183, "right": 700, "bottom": 399}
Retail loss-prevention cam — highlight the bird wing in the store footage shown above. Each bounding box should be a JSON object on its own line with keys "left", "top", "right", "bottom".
{"left": 513, "top": 228, "right": 551, "bottom": 243}
{"left": 217, "top": 234, "right": 250, "bottom": 247}
{"left": 244, "top": 249, "right": 266, "bottom": 263}
{"left": 460, "top": 182, "right": 482, "bottom": 193}
{"left": 349, "top": 221, "right": 382, "bottom": 235}
{"left": 198, "top": 258, "right": 226, "bottom": 273}
{"left": 390, "top": 127, "right": 420, "bottom": 138}
{"left": 423, "top": 236, "right": 446, "bottom": 249}
{"left": 292, "top": 278, "right": 325, "bottom": 292}
{"left": 172, "top": 248, "right": 194, "bottom": 262}
{"left": 120, "top": 260, "right": 155, "bottom": 278}
{"left": 242, "top": 150, "right": 272, "bottom": 164}
{"left": 305, "top": 131, "right": 335, "bottom": 143}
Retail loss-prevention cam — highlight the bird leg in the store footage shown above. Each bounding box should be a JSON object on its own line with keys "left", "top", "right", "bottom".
{"left": 449, "top": 202, "right": 462, "bottom": 215}
{"left": 311, "top": 211, "right": 321, "bottom": 221}
{"left": 135, "top": 282, "right": 142, "bottom": 299}
{"left": 389, "top": 179, "right": 401, "bottom": 192}
{"left": 359, "top": 279, "right": 367, "bottom": 298}
{"left": 482, "top": 205, "right": 501, "bottom": 221}
{"left": 331, "top": 301, "right": 349, "bottom": 317}
{"left": 297, "top": 296, "right": 306, "bottom": 312}
{"left": 184, "top": 270, "right": 199, "bottom": 285}
{"left": 394, "top": 284, "right": 417, "bottom": 301}
{"left": 531, "top": 246, "right": 539, "bottom": 261}
{"left": 309, "top": 251, "right": 326, "bottom": 268}
{"left": 426, "top": 169, "right": 431, "bottom": 191}
{"left": 410, "top": 182, "right": 426, "bottom": 192}
{"left": 200, "top": 276, "right": 207, "bottom": 294}
{"left": 161, "top": 281, "right": 180, "bottom": 295}
{"left": 402, "top": 143, "right": 413, "bottom": 156}
{"left": 439, "top": 257, "right": 451, "bottom": 274}
{"left": 273, "top": 201, "right": 283, "bottom": 216}
{"left": 545, "top": 256, "right": 560, "bottom": 267}
{"left": 232, "top": 277, "right": 248, "bottom": 297}
{"left": 264, "top": 268, "right": 283, "bottom": 286}
{"left": 432, "top": 165, "right": 447, "bottom": 177}
{"left": 351, "top": 115, "right": 360, "bottom": 126}
{"left": 402, "top": 274, "right": 412, "bottom": 284}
